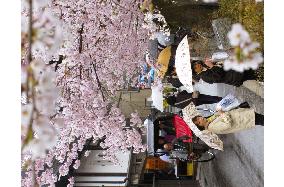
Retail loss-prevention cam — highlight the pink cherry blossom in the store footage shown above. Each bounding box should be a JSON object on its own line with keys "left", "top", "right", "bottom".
{"left": 225, "top": 23, "right": 263, "bottom": 72}
{"left": 84, "top": 150, "right": 91, "bottom": 157}
{"left": 67, "top": 177, "right": 75, "bottom": 187}
{"left": 73, "top": 160, "right": 81, "bottom": 169}
{"left": 59, "top": 163, "right": 69, "bottom": 177}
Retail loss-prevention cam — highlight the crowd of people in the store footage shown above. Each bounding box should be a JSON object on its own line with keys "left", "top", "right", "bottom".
{"left": 155, "top": 115, "right": 209, "bottom": 157}
{"left": 148, "top": 27, "right": 264, "bottom": 170}
{"left": 137, "top": 63, "right": 155, "bottom": 89}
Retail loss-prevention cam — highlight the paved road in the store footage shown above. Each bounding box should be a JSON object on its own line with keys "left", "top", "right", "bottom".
{"left": 197, "top": 127, "right": 264, "bottom": 187}
{"left": 196, "top": 83, "right": 264, "bottom": 187}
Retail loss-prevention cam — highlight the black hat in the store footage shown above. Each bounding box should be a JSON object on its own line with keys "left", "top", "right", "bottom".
{"left": 165, "top": 96, "right": 176, "bottom": 106}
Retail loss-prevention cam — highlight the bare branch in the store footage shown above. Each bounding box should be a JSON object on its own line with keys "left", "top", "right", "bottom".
{"left": 91, "top": 62, "right": 106, "bottom": 102}
{"left": 78, "top": 24, "right": 84, "bottom": 53}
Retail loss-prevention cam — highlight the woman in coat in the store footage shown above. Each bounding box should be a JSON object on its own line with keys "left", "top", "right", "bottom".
{"left": 191, "top": 108, "right": 264, "bottom": 134}
{"left": 165, "top": 90, "right": 222, "bottom": 109}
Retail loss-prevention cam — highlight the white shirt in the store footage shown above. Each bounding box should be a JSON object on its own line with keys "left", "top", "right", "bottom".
{"left": 160, "top": 154, "right": 175, "bottom": 164}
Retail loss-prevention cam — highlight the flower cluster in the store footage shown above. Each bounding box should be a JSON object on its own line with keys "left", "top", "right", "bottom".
{"left": 224, "top": 23, "right": 263, "bottom": 72}
{"left": 21, "top": 60, "right": 61, "bottom": 160}
{"left": 67, "top": 177, "right": 75, "bottom": 187}
{"left": 21, "top": 0, "right": 64, "bottom": 64}
{"left": 21, "top": 0, "right": 64, "bottom": 164}
{"left": 143, "top": 11, "right": 170, "bottom": 40}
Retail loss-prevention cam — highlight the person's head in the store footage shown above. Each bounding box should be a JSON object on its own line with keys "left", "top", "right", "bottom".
{"left": 192, "top": 61, "right": 204, "bottom": 74}
{"left": 163, "top": 143, "right": 173, "bottom": 151}
{"left": 164, "top": 96, "right": 176, "bottom": 106}
{"left": 158, "top": 139, "right": 165, "bottom": 145}
{"left": 192, "top": 115, "right": 207, "bottom": 131}
{"left": 158, "top": 136, "right": 165, "bottom": 145}
{"left": 171, "top": 67, "right": 176, "bottom": 76}
{"left": 138, "top": 82, "right": 145, "bottom": 89}
{"left": 158, "top": 122, "right": 165, "bottom": 129}
{"left": 165, "top": 65, "right": 176, "bottom": 76}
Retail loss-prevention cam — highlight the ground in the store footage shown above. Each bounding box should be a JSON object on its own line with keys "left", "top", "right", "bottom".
{"left": 196, "top": 83, "right": 264, "bottom": 187}
{"left": 197, "top": 126, "right": 264, "bottom": 187}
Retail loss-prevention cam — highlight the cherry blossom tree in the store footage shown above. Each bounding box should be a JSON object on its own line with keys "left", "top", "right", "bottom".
{"left": 21, "top": 0, "right": 161, "bottom": 186}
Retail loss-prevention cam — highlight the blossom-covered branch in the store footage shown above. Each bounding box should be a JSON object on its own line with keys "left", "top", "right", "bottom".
{"left": 21, "top": 0, "right": 155, "bottom": 186}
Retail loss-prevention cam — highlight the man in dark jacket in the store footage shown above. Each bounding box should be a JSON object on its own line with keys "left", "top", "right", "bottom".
{"left": 192, "top": 60, "right": 256, "bottom": 87}
{"left": 165, "top": 90, "right": 222, "bottom": 109}
{"left": 163, "top": 135, "right": 209, "bottom": 160}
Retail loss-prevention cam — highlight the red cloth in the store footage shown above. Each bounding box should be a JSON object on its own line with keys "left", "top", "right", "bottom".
{"left": 172, "top": 114, "right": 193, "bottom": 142}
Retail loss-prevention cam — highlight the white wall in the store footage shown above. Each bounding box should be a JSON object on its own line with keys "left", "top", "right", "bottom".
{"left": 76, "top": 150, "right": 131, "bottom": 173}
{"left": 75, "top": 176, "right": 127, "bottom": 187}
{"left": 194, "top": 80, "right": 234, "bottom": 97}
{"left": 76, "top": 182, "right": 126, "bottom": 187}
{"left": 75, "top": 150, "right": 131, "bottom": 186}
